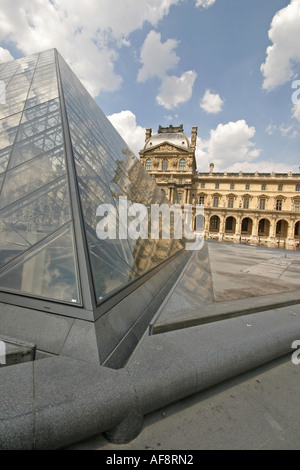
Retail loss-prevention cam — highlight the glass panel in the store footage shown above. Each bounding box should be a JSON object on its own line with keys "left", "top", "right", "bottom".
{"left": 0, "top": 146, "right": 66, "bottom": 209}
{"left": 0, "top": 176, "right": 71, "bottom": 268}
{"left": 0, "top": 224, "right": 81, "bottom": 304}
{"left": 87, "top": 229, "right": 137, "bottom": 301}
{"left": 25, "top": 61, "right": 58, "bottom": 109}
{"left": 9, "top": 99, "right": 61, "bottom": 169}
{"left": 0, "top": 146, "right": 12, "bottom": 174}
{"left": 58, "top": 51, "right": 184, "bottom": 303}
{"left": 0, "top": 70, "right": 35, "bottom": 119}
{"left": 78, "top": 180, "right": 139, "bottom": 272}
{"left": 0, "top": 58, "right": 24, "bottom": 80}
{"left": 0, "top": 112, "right": 23, "bottom": 150}
{"left": 9, "top": 123, "right": 63, "bottom": 169}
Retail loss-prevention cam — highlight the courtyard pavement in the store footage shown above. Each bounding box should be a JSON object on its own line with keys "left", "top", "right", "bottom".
{"left": 67, "top": 241, "right": 300, "bottom": 450}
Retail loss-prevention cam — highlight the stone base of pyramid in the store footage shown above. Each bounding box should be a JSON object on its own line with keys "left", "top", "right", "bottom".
{"left": 0, "top": 250, "right": 189, "bottom": 368}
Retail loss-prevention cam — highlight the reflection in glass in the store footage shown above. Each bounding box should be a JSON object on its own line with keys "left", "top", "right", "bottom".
{"left": 8, "top": 123, "right": 64, "bottom": 170}
{"left": 0, "top": 146, "right": 12, "bottom": 175}
{"left": 0, "top": 176, "right": 71, "bottom": 268}
{"left": 87, "top": 229, "right": 137, "bottom": 301}
{"left": 0, "top": 224, "right": 81, "bottom": 304}
{"left": 0, "top": 48, "right": 184, "bottom": 309}
{"left": 58, "top": 49, "right": 184, "bottom": 304}
{"left": 0, "top": 146, "right": 66, "bottom": 209}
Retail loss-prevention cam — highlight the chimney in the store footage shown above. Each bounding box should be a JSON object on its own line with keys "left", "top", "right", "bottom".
{"left": 209, "top": 163, "right": 214, "bottom": 174}
{"left": 145, "top": 128, "right": 152, "bottom": 143}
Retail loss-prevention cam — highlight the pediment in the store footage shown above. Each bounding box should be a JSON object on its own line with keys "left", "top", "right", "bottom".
{"left": 143, "top": 141, "right": 190, "bottom": 154}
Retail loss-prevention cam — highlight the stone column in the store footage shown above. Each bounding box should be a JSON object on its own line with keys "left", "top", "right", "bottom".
{"left": 234, "top": 213, "right": 242, "bottom": 243}
{"left": 268, "top": 216, "right": 277, "bottom": 248}
{"left": 287, "top": 218, "right": 296, "bottom": 249}
{"left": 184, "top": 183, "right": 192, "bottom": 205}
{"left": 204, "top": 211, "right": 210, "bottom": 238}
{"left": 169, "top": 184, "right": 175, "bottom": 204}
{"left": 269, "top": 217, "right": 277, "bottom": 239}
{"left": 219, "top": 212, "right": 226, "bottom": 241}
{"left": 251, "top": 216, "right": 259, "bottom": 241}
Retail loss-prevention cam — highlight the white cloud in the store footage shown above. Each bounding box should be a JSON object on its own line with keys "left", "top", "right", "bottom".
{"left": 200, "top": 90, "right": 224, "bottom": 114}
{"left": 0, "top": 0, "right": 183, "bottom": 97}
{"left": 156, "top": 71, "right": 197, "bottom": 109}
{"left": 293, "top": 103, "right": 300, "bottom": 122}
{"left": 266, "top": 120, "right": 298, "bottom": 138}
{"left": 0, "top": 46, "right": 13, "bottom": 63}
{"left": 196, "top": 120, "right": 261, "bottom": 170}
{"left": 194, "top": 0, "right": 216, "bottom": 8}
{"left": 261, "top": 0, "right": 300, "bottom": 91}
{"left": 107, "top": 110, "right": 145, "bottom": 157}
{"left": 164, "top": 114, "right": 179, "bottom": 122}
{"left": 138, "top": 29, "right": 197, "bottom": 110}
{"left": 137, "top": 30, "right": 180, "bottom": 82}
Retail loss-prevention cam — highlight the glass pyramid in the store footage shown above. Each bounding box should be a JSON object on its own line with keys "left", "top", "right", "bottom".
{"left": 0, "top": 49, "right": 184, "bottom": 316}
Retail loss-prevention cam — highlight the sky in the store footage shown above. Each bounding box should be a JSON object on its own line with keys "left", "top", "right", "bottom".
{"left": 0, "top": 0, "right": 299, "bottom": 173}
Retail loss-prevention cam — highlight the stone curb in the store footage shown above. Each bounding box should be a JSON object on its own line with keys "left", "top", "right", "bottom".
{"left": 0, "top": 305, "right": 299, "bottom": 449}
{"left": 151, "top": 290, "right": 300, "bottom": 334}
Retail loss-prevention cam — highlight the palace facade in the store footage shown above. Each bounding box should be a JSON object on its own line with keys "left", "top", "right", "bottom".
{"left": 139, "top": 125, "right": 300, "bottom": 250}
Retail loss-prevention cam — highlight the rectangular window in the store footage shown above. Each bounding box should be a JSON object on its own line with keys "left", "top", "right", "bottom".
{"left": 201, "top": 182, "right": 205, "bottom": 189}
{"left": 296, "top": 184, "right": 300, "bottom": 192}
{"left": 215, "top": 182, "right": 220, "bottom": 189}
{"left": 260, "top": 199, "right": 266, "bottom": 210}
{"left": 178, "top": 178, "right": 183, "bottom": 185}
{"left": 230, "top": 183, "right": 234, "bottom": 190}
{"left": 213, "top": 196, "right": 219, "bottom": 208}
{"left": 278, "top": 184, "right": 283, "bottom": 191}
{"left": 294, "top": 200, "right": 300, "bottom": 212}
{"left": 228, "top": 197, "right": 234, "bottom": 208}
{"left": 245, "top": 183, "right": 250, "bottom": 190}
{"left": 199, "top": 196, "right": 205, "bottom": 205}
{"left": 276, "top": 199, "right": 282, "bottom": 211}
{"left": 261, "top": 184, "right": 266, "bottom": 191}
{"left": 176, "top": 193, "right": 182, "bottom": 204}
{"left": 243, "top": 198, "right": 249, "bottom": 209}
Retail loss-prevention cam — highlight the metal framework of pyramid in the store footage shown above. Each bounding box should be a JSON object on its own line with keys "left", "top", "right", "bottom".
{"left": 0, "top": 49, "right": 184, "bottom": 323}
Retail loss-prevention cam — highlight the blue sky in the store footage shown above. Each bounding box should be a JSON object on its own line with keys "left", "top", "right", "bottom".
{"left": 0, "top": 0, "right": 299, "bottom": 172}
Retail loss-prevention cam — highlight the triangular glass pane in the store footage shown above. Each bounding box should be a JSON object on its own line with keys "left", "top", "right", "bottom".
{"left": 0, "top": 175, "right": 71, "bottom": 268}
{"left": 0, "top": 223, "right": 81, "bottom": 304}
{"left": 0, "top": 146, "right": 66, "bottom": 209}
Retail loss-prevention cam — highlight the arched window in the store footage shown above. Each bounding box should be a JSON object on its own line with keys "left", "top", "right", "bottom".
{"left": 145, "top": 158, "right": 151, "bottom": 171}
{"left": 179, "top": 158, "right": 186, "bottom": 171}
{"left": 162, "top": 159, "right": 168, "bottom": 171}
